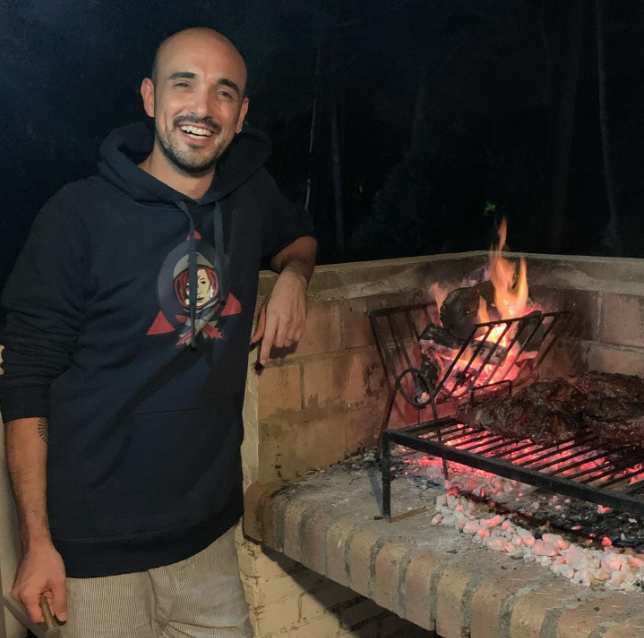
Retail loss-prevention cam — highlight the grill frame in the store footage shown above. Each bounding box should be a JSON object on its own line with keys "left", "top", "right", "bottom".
{"left": 381, "top": 418, "right": 644, "bottom": 520}
{"left": 369, "top": 302, "right": 577, "bottom": 449}
{"left": 370, "top": 300, "right": 644, "bottom": 521}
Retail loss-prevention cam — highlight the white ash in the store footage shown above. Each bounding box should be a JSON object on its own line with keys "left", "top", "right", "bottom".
{"left": 391, "top": 448, "right": 644, "bottom": 551}
{"left": 382, "top": 447, "right": 644, "bottom": 591}
{"left": 430, "top": 489, "right": 644, "bottom": 592}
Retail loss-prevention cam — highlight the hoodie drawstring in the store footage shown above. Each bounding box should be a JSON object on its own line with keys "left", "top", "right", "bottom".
{"left": 176, "top": 201, "right": 198, "bottom": 349}
{"left": 213, "top": 202, "right": 229, "bottom": 301}
{"left": 176, "top": 200, "right": 228, "bottom": 349}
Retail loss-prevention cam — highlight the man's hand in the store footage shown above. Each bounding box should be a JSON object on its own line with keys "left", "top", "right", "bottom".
{"left": 251, "top": 269, "right": 308, "bottom": 365}
{"left": 11, "top": 541, "right": 67, "bottom": 624}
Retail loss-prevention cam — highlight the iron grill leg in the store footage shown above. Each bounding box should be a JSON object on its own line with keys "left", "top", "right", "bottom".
{"left": 376, "top": 388, "right": 397, "bottom": 462}
{"left": 382, "top": 434, "right": 392, "bottom": 521}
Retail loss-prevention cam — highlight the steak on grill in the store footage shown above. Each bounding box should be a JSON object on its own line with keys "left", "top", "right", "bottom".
{"left": 456, "top": 379, "right": 583, "bottom": 445}
{"left": 581, "top": 398, "right": 644, "bottom": 448}
{"left": 568, "top": 371, "right": 644, "bottom": 400}
{"left": 456, "top": 373, "right": 644, "bottom": 448}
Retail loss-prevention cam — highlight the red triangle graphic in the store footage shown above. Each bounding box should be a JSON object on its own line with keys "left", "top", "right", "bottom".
{"left": 147, "top": 311, "right": 176, "bottom": 335}
{"left": 221, "top": 293, "right": 242, "bottom": 316}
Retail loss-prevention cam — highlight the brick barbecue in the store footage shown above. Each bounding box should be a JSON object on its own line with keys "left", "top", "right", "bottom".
{"left": 4, "top": 253, "right": 644, "bottom": 638}
{"left": 238, "top": 252, "right": 644, "bottom": 638}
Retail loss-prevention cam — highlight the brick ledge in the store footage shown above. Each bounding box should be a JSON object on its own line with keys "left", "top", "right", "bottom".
{"left": 243, "top": 474, "right": 644, "bottom": 638}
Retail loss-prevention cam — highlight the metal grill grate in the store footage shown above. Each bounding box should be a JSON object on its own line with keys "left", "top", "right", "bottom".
{"left": 381, "top": 418, "right": 644, "bottom": 520}
{"left": 369, "top": 301, "right": 644, "bottom": 520}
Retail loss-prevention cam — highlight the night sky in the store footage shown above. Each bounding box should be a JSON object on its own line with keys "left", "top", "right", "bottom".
{"left": 2, "top": 0, "right": 644, "bottom": 294}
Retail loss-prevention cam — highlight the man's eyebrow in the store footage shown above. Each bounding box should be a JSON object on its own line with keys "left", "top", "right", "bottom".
{"left": 218, "top": 78, "right": 241, "bottom": 96}
{"left": 168, "top": 71, "right": 197, "bottom": 81}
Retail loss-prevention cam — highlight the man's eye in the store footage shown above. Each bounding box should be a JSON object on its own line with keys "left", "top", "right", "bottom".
{"left": 174, "top": 82, "right": 189, "bottom": 88}
{"left": 218, "top": 90, "right": 233, "bottom": 100}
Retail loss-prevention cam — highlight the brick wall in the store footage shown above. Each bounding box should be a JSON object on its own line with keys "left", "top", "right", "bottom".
{"left": 525, "top": 254, "right": 644, "bottom": 377}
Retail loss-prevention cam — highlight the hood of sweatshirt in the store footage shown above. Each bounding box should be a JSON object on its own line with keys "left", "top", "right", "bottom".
{"left": 97, "top": 121, "right": 272, "bottom": 205}
{"left": 96, "top": 121, "right": 272, "bottom": 346}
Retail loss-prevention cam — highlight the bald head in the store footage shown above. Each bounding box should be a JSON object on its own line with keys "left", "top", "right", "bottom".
{"left": 140, "top": 26, "right": 250, "bottom": 183}
{"left": 151, "top": 28, "right": 247, "bottom": 95}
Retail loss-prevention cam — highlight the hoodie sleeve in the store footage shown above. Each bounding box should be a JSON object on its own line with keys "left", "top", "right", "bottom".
{"left": 0, "top": 190, "right": 88, "bottom": 422}
{"left": 259, "top": 170, "right": 316, "bottom": 265}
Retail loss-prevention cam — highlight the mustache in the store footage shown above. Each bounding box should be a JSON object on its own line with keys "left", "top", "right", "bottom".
{"left": 174, "top": 116, "right": 222, "bottom": 134}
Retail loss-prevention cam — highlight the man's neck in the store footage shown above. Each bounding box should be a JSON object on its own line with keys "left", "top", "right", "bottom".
{"left": 139, "top": 148, "right": 215, "bottom": 200}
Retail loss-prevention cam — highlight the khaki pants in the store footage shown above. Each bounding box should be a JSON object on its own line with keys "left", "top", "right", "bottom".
{"left": 62, "top": 526, "right": 253, "bottom": 638}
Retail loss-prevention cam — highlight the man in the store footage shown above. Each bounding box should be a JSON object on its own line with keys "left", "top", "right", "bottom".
{"left": 1, "top": 27, "right": 316, "bottom": 637}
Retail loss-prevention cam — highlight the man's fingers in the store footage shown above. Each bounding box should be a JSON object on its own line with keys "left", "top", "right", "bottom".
{"left": 50, "top": 580, "right": 68, "bottom": 621}
{"left": 251, "top": 306, "right": 267, "bottom": 344}
{"left": 259, "top": 317, "right": 277, "bottom": 365}
{"left": 272, "top": 317, "right": 293, "bottom": 349}
{"left": 21, "top": 594, "right": 44, "bottom": 624}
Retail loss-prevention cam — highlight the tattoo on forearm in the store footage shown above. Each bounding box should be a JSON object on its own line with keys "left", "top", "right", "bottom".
{"left": 37, "top": 417, "right": 48, "bottom": 444}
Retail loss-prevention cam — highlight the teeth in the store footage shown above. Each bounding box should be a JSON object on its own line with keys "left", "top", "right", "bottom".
{"left": 180, "top": 125, "right": 212, "bottom": 137}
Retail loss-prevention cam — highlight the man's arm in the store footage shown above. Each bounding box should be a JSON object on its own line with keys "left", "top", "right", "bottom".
{"left": 251, "top": 235, "right": 317, "bottom": 365}
{"left": 6, "top": 417, "right": 67, "bottom": 624}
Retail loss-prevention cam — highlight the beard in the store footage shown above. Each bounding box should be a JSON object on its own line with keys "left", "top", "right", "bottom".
{"left": 155, "top": 117, "right": 226, "bottom": 176}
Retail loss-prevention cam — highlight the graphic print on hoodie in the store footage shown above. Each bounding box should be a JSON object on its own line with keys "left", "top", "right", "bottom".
{"left": 147, "top": 231, "right": 242, "bottom": 346}
{"left": 0, "top": 121, "right": 314, "bottom": 578}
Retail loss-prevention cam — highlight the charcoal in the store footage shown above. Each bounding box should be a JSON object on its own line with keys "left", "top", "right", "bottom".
{"left": 414, "top": 352, "right": 442, "bottom": 402}
{"left": 418, "top": 323, "right": 465, "bottom": 351}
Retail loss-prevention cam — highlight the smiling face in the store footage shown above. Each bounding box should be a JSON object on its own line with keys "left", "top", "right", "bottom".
{"left": 141, "top": 29, "right": 249, "bottom": 177}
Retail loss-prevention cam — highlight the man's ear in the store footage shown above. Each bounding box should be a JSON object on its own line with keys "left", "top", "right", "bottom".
{"left": 141, "top": 78, "right": 155, "bottom": 118}
{"left": 236, "top": 97, "right": 250, "bottom": 133}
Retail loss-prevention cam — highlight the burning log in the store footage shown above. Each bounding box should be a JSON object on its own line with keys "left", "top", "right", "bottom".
{"left": 439, "top": 282, "right": 544, "bottom": 353}
{"left": 418, "top": 323, "right": 466, "bottom": 353}
{"left": 416, "top": 321, "right": 512, "bottom": 397}
{"left": 440, "top": 281, "right": 498, "bottom": 340}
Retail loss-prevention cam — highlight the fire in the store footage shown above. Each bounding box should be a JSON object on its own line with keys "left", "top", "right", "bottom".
{"left": 485, "top": 218, "right": 530, "bottom": 322}
{"left": 420, "top": 218, "right": 539, "bottom": 399}
{"left": 429, "top": 282, "right": 449, "bottom": 322}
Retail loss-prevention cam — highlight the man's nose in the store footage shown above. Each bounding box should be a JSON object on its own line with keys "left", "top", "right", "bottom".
{"left": 191, "top": 88, "right": 213, "bottom": 119}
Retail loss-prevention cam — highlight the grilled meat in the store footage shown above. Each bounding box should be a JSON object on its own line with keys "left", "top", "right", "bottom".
{"left": 456, "top": 380, "right": 582, "bottom": 446}
{"left": 456, "top": 373, "right": 644, "bottom": 448}
{"left": 581, "top": 398, "right": 644, "bottom": 448}
{"left": 568, "top": 371, "right": 644, "bottom": 400}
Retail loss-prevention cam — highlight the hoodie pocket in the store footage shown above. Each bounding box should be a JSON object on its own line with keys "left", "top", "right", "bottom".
{"left": 86, "top": 402, "right": 242, "bottom": 537}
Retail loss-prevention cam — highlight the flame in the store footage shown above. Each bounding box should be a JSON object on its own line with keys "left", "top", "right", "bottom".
{"left": 488, "top": 219, "right": 529, "bottom": 320}
{"left": 430, "top": 282, "right": 449, "bottom": 322}
{"left": 418, "top": 219, "right": 538, "bottom": 398}
{"left": 477, "top": 296, "right": 491, "bottom": 324}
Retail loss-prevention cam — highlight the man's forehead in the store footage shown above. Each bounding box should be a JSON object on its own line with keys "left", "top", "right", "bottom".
{"left": 157, "top": 32, "right": 247, "bottom": 82}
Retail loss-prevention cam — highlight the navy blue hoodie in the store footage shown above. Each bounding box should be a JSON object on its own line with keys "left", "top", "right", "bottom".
{"left": 0, "top": 122, "right": 314, "bottom": 577}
